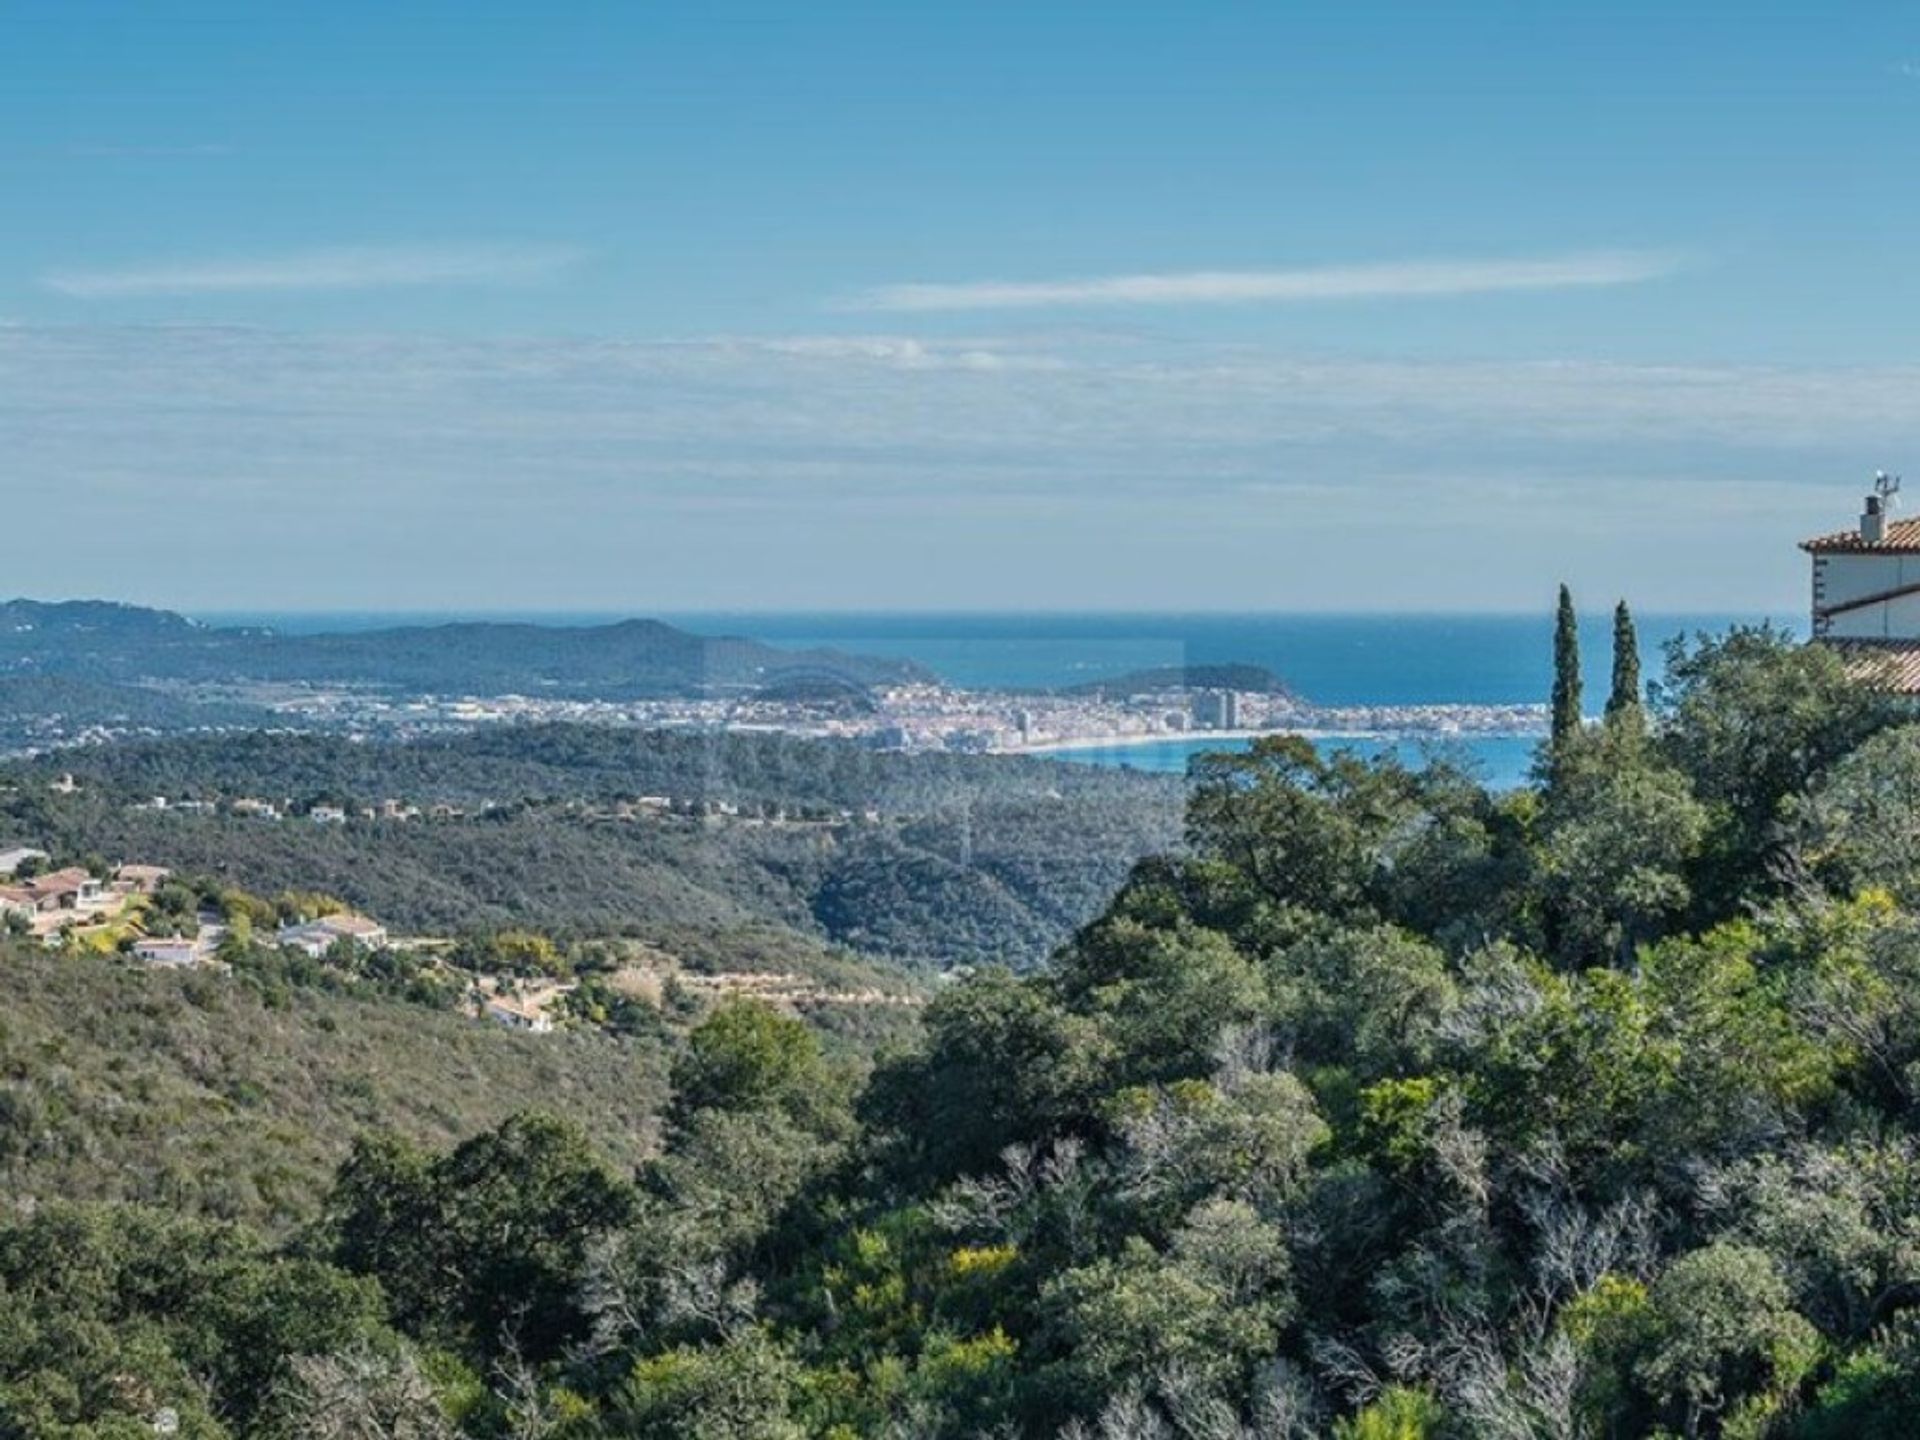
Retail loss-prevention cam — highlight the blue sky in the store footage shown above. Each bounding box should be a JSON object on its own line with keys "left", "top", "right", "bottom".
{"left": 3, "top": 2, "right": 1918, "bottom": 612}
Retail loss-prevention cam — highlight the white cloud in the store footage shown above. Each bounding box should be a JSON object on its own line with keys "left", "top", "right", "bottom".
{"left": 42, "top": 244, "right": 585, "bottom": 298}
{"left": 843, "top": 251, "right": 1682, "bottom": 312}
{"left": 0, "top": 323, "right": 1903, "bottom": 609}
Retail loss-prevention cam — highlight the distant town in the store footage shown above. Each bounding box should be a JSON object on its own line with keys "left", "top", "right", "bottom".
{"left": 0, "top": 599, "right": 1550, "bottom": 758}
{"left": 73, "top": 675, "right": 1547, "bottom": 758}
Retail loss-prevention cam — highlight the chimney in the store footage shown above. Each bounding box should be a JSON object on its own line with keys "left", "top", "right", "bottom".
{"left": 1863, "top": 493, "right": 1888, "bottom": 544}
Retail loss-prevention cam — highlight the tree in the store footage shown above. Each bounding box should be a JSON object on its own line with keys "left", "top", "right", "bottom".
{"left": 861, "top": 968, "right": 1113, "bottom": 1180}
{"left": 1053, "top": 917, "right": 1267, "bottom": 1085}
{"left": 1637, "top": 1243, "right": 1819, "bottom": 1438}
{"left": 322, "top": 1114, "right": 636, "bottom": 1363}
{"left": 1185, "top": 736, "right": 1427, "bottom": 923}
{"left": 257, "top": 1344, "right": 456, "bottom": 1440}
{"left": 1551, "top": 584, "right": 1583, "bottom": 752}
{"left": 1039, "top": 1231, "right": 1286, "bottom": 1410}
{"left": 1655, "top": 625, "right": 1890, "bottom": 911}
{"left": 1261, "top": 924, "right": 1457, "bottom": 1077}
{"left": 1538, "top": 726, "right": 1707, "bottom": 966}
{"left": 609, "top": 1328, "right": 803, "bottom": 1440}
{"left": 669, "top": 999, "right": 848, "bottom": 1140}
{"left": 1332, "top": 1386, "right": 1446, "bottom": 1440}
{"left": 1797, "top": 1313, "right": 1920, "bottom": 1439}
{"left": 1607, "top": 599, "right": 1643, "bottom": 730}
{"left": 1789, "top": 723, "right": 1920, "bottom": 904}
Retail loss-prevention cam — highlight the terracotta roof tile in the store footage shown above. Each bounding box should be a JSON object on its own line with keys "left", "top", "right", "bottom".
{"left": 1821, "top": 639, "right": 1920, "bottom": 694}
{"left": 1802, "top": 518, "right": 1920, "bottom": 554}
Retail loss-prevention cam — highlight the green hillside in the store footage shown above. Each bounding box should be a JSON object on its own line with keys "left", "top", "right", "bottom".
{"left": 0, "top": 944, "right": 667, "bottom": 1232}
{"left": 3, "top": 726, "right": 1185, "bottom": 967}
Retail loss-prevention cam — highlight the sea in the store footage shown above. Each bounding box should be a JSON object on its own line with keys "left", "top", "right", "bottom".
{"left": 203, "top": 611, "right": 1792, "bottom": 790}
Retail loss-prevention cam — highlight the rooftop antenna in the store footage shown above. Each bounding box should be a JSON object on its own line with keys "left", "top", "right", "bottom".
{"left": 1877, "top": 470, "right": 1902, "bottom": 506}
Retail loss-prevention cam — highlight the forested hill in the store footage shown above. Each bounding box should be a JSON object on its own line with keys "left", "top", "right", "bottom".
{"left": 9, "top": 721, "right": 1177, "bottom": 810}
{"left": 23, "top": 627, "right": 1920, "bottom": 1437}
{"left": 2, "top": 725, "right": 1186, "bottom": 967}
{"left": 0, "top": 598, "right": 932, "bottom": 697}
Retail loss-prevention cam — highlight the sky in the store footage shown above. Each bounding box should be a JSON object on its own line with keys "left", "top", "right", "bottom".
{"left": 4, "top": 2, "right": 1919, "bottom": 614}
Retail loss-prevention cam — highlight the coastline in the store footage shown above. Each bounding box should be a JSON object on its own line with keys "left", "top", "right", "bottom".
{"left": 1007, "top": 726, "right": 1545, "bottom": 757}
{"left": 1007, "top": 728, "right": 1272, "bottom": 755}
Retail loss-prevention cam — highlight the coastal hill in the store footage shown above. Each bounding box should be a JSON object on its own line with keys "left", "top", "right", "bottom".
{"left": 0, "top": 598, "right": 933, "bottom": 698}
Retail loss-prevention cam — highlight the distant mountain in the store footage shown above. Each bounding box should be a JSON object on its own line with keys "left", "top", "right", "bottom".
{"left": 0, "top": 598, "right": 217, "bottom": 652}
{"left": 1067, "top": 662, "right": 1294, "bottom": 697}
{"left": 0, "top": 599, "right": 934, "bottom": 699}
{"left": 0, "top": 676, "right": 273, "bottom": 751}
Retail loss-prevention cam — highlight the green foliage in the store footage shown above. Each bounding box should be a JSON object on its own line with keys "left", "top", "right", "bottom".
{"left": 670, "top": 999, "right": 842, "bottom": 1134}
{"left": 1791, "top": 723, "right": 1920, "bottom": 906}
{"left": 862, "top": 968, "right": 1113, "bottom": 1179}
{"left": 0, "top": 944, "right": 662, "bottom": 1232}
{"left": 1540, "top": 723, "right": 1707, "bottom": 964}
{"left": 321, "top": 1113, "right": 636, "bottom": 1362}
{"left": 1553, "top": 582, "right": 1583, "bottom": 749}
{"left": 1638, "top": 1243, "right": 1822, "bottom": 1437}
{"left": 1037, "top": 1227, "right": 1286, "bottom": 1401}
{"left": 1333, "top": 1385, "right": 1446, "bottom": 1440}
{"left": 1656, "top": 625, "right": 1893, "bottom": 911}
{"left": 610, "top": 1329, "right": 803, "bottom": 1440}
{"left": 1795, "top": 1314, "right": 1920, "bottom": 1438}
{"left": 0, "top": 1204, "right": 400, "bottom": 1438}
{"left": 6, "top": 624, "right": 1920, "bottom": 1437}
{"left": 1610, "top": 598, "right": 1645, "bottom": 728}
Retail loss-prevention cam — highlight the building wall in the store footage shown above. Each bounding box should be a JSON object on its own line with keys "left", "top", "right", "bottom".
{"left": 1813, "top": 553, "right": 1920, "bottom": 638}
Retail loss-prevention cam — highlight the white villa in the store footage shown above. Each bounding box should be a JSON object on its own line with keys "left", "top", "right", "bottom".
{"left": 1803, "top": 474, "right": 1920, "bottom": 693}
{"left": 275, "top": 912, "right": 390, "bottom": 957}
{"left": 132, "top": 935, "right": 211, "bottom": 968}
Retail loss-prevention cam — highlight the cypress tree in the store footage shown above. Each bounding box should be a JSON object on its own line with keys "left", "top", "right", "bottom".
{"left": 1606, "top": 599, "right": 1642, "bottom": 727}
{"left": 1551, "top": 584, "right": 1582, "bottom": 748}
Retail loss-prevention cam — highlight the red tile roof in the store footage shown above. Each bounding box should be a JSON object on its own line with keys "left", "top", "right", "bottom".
{"left": 1821, "top": 639, "right": 1920, "bottom": 694}
{"left": 26, "top": 867, "right": 92, "bottom": 900}
{"left": 1802, "top": 518, "right": 1920, "bottom": 553}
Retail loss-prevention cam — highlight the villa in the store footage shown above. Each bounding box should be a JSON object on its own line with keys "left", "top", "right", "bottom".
{"left": 1803, "top": 474, "right": 1920, "bottom": 693}
{"left": 275, "top": 912, "right": 390, "bottom": 957}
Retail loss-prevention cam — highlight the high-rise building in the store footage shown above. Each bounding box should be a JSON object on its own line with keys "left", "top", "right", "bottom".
{"left": 1190, "top": 689, "right": 1240, "bottom": 730}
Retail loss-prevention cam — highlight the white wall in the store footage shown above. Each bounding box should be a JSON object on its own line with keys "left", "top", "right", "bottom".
{"left": 1816, "top": 552, "right": 1920, "bottom": 638}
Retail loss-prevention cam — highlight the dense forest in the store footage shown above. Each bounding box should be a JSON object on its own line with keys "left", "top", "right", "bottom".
{"left": 1, "top": 728, "right": 1184, "bottom": 968}
{"left": 13, "top": 624, "right": 1920, "bottom": 1436}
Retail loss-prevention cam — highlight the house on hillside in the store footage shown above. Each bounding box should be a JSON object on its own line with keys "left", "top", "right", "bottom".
{"left": 1804, "top": 474, "right": 1920, "bottom": 693}
{"left": 23, "top": 867, "right": 105, "bottom": 914}
{"left": 484, "top": 991, "right": 557, "bottom": 1033}
{"left": 275, "top": 912, "right": 389, "bottom": 958}
{"left": 131, "top": 935, "right": 209, "bottom": 967}
{"left": 113, "top": 864, "right": 171, "bottom": 895}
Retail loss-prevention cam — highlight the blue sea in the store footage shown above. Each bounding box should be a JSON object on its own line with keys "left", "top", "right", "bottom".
{"left": 202, "top": 610, "right": 1791, "bottom": 790}
{"left": 1042, "top": 733, "right": 1549, "bottom": 787}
